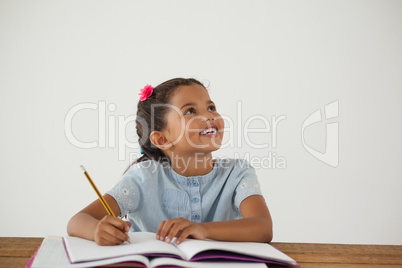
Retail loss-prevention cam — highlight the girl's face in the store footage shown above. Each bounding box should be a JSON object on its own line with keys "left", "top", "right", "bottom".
{"left": 162, "top": 84, "right": 224, "bottom": 157}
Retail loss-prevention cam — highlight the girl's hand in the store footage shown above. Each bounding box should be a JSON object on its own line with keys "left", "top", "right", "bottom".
{"left": 94, "top": 215, "right": 131, "bottom": 245}
{"left": 156, "top": 217, "right": 207, "bottom": 245}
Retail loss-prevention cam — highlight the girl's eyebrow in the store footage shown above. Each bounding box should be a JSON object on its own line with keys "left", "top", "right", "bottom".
{"left": 180, "top": 100, "right": 214, "bottom": 110}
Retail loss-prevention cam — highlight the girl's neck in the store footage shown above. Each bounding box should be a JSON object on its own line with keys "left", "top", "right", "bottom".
{"left": 167, "top": 152, "right": 215, "bottom": 177}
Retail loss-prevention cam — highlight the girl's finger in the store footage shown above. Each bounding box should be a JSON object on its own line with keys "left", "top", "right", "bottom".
{"left": 124, "top": 221, "right": 131, "bottom": 232}
{"left": 166, "top": 221, "right": 190, "bottom": 242}
{"left": 159, "top": 221, "right": 174, "bottom": 241}
{"left": 156, "top": 221, "right": 166, "bottom": 240}
{"left": 107, "top": 216, "right": 127, "bottom": 231}
{"left": 99, "top": 229, "right": 126, "bottom": 245}
{"left": 103, "top": 220, "right": 130, "bottom": 243}
{"left": 156, "top": 220, "right": 166, "bottom": 240}
{"left": 159, "top": 218, "right": 182, "bottom": 242}
{"left": 176, "top": 226, "right": 194, "bottom": 245}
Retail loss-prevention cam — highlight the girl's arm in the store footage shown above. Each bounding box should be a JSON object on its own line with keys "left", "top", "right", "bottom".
{"left": 157, "top": 195, "right": 273, "bottom": 244}
{"left": 201, "top": 195, "right": 273, "bottom": 242}
{"left": 67, "top": 194, "right": 131, "bottom": 245}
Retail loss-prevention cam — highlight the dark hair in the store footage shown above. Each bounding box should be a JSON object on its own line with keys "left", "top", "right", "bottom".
{"left": 124, "top": 78, "right": 205, "bottom": 173}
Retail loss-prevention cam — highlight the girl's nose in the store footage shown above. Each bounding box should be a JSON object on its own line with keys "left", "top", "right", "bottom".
{"left": 202, "top": 111, "right": 215, "bottom": 122}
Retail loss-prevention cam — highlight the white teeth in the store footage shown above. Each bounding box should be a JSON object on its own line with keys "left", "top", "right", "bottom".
{"left": 200, "top": 127, "right": 217, "bottom": 135}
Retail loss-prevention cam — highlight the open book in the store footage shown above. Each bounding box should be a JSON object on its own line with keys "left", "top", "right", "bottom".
{"left": 29, "top": 232, "right": 299, "bottom": 268}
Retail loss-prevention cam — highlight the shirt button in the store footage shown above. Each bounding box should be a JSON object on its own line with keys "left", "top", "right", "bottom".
{"left": 193, "top": 182, "right": 199, "bottom": 187}
{"left": 191, "top": 198, "right": 199, "bottom": 203}
{"left": 192, "top": 214, "right": 200, "bottom": 220}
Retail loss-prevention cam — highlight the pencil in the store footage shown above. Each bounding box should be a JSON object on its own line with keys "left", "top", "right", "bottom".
{"left": 80, "top": 165, "right": 116, "bottom": 217}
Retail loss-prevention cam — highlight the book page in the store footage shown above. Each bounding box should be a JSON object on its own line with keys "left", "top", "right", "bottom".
{"left": 64, "top": 232, "right": 184, "bottom": 263}
{"left": 176, "top": 238, "right": 297, "bottom": 265}
{"left": 32, "top": 236, "right": 150, "bottom": 268}
{"left": 149, "top": 257, "right": 267, "bottom": 268}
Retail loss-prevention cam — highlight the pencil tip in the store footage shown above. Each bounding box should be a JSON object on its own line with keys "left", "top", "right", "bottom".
{"left": 80, "top": 165, "right": 86, "bottom": 172}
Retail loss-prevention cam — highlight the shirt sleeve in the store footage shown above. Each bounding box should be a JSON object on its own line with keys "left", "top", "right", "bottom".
{"left": 106, "top": 167, "right": 141, "bottom": 217}
{"left": 233, "top": 160, "right": 263, "bottom": 211}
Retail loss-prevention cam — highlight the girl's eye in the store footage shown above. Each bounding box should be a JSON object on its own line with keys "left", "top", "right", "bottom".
{"left": 184, "top": 105, "right": 216, "bottom": 115}
{"left": 185, "top": 108, "right": 196, "bottom": 115}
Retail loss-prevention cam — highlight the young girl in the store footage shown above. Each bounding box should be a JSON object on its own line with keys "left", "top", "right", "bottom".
{"left": 67, "top": 78, "right": 273, "bottom": 246}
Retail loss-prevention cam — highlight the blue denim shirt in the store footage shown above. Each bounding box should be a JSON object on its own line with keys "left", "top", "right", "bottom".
{"left": 107, "top": 157, "right": 263, "bottom": 233}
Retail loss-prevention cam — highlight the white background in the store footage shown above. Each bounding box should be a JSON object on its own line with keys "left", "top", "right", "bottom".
{"left": 1, "top": 0, "right": 401, "bottom": 245}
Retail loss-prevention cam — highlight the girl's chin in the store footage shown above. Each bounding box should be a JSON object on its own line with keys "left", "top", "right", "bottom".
{"left": 202, "top": 144, "right": 222, "bottom": 152}
{"left": 188, "top": 144, "right": 222, "bottom": 153}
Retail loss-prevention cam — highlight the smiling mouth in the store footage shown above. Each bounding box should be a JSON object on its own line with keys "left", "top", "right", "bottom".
{"left": 200, "top": 126, "right": 218, "bottom": 135}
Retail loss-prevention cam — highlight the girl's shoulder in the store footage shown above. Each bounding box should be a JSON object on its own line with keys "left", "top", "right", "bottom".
{"left": 213, "top": 157, "right": 258, "bottom": 189}
{"left": 214, "top": 157, "right": 255, "bottom": 178}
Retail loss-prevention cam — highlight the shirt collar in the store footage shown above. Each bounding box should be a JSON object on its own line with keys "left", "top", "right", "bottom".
{"left": 167, "top": 158, "right": 219, "bottom": 185}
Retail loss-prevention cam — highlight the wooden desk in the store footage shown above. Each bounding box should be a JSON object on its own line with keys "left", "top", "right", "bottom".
{"left": 0, "top": 237, "right": 401, "bottom": 268}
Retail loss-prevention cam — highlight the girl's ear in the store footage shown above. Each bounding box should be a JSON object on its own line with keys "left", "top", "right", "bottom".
{"left": 149, "top": 131, "right": 173, "bottom": 150}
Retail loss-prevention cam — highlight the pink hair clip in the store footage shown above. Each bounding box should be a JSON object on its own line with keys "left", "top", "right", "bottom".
{"left": 138, "top": 84, "right": 154, "bottom": 101}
